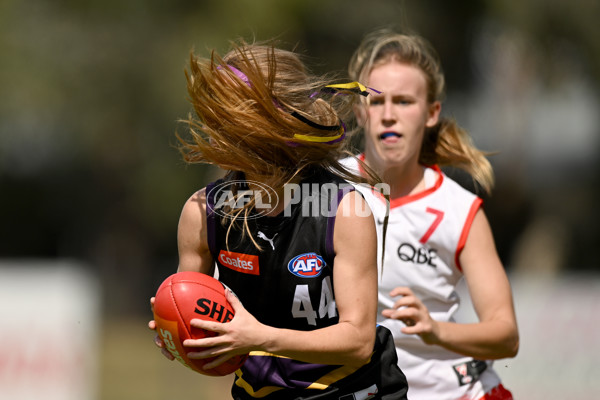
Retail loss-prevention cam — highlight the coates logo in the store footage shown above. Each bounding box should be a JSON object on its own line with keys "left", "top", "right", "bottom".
{"left": 218, "top": 250, "right": 260, "bottom": 275}
{"left": 287, "top": 253, "right": 326, "bottom": 278}
{"left": 207, "top": 180, "right": 279, "bottom": 220}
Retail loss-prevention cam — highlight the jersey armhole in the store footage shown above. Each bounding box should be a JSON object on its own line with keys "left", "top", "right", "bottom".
{"left": 454, "top": 197, "right": 483, "bottom": 272}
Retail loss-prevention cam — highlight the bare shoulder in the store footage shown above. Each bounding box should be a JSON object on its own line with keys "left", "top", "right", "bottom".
{"left": 186, "top": 187, "right": 207, "bottom": 208}
{"left": 179, "top": 188, "right": 207, "bottom": 224}
{"left": 462, "top": 208, "right": 495, "bottom": 257}
{"left": 333, "top": 189, "right": 376, "bottom": 261}
{"left": 460, "top": 208, "right": 510, "bottom": 297}
{"left": 177, "top": 188, "right": 212, "bottom": 274}
{"left": 336, "top": 189, "right": 374, "bottom": 221}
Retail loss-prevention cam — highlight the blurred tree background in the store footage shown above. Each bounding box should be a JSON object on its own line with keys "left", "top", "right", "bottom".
{"left": 1, "top": 0, "right": 599, "bottom": 317}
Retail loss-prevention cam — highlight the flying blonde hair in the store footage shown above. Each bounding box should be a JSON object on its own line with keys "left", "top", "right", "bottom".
{"left": 179, "top": 39, "right": 369, "bottom": 186}
{"left": 177, "top": 39, "right": 372, "bottom": 248}
{"left": 348, "top": 29, "right": 494, "bottom": 194}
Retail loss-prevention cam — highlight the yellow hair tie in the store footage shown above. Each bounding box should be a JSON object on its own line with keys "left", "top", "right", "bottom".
{"left": 287, "top": 81, "right": 375, "bottom": 145}
{"left": 292, "top": 131, "right": 345, "bottom": 143}
{"left": 321, "top": 81, "right": 379, "bottom": 96}
{"left": 288, "top": 111, "right": 346, "bottom": 145}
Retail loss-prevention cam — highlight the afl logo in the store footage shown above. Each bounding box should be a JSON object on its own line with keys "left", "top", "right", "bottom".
{"left": 207, "top": 180, "right": 279, "bottom": 220}
{"left": 288, "top": 253, "right": 326, "bottom": 278}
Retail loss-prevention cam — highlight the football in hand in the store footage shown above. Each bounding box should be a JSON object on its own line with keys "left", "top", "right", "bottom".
{"left": 152, "top": 271, "right": 248, "bottom": 376}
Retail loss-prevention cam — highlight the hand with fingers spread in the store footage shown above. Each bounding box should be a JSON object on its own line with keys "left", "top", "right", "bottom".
{"left": 183, "top": 289, "right": 266, "bottom": 370}
{"left": 381, "top": 287, "right": 440, "bottom": 345}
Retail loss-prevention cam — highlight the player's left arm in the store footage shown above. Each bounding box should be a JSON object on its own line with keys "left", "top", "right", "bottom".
{"left": 410, "top": 209, "right": 519, "bottom": 359}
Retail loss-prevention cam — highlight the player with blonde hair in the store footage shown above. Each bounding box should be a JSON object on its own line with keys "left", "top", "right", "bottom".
{"left": 149, "top": 39, "right": 408, "bottom": 399}
{"left": 342, "top": 29, "right": 519, "bottom": 400}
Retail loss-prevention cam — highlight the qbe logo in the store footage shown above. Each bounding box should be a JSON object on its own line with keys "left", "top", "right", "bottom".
{"left": 288, "top": 253, "right": 326, "bottom": 278}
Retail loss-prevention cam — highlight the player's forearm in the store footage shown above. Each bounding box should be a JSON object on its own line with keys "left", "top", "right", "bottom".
{"left": 260, "top": 321, "right": 375, "bottom": 367}
{"left": 429, "top": 320, "right": 519, "bottom": 360}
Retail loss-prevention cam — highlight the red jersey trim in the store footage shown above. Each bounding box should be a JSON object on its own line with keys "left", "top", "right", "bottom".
{"left": 389, "top": 165, "right": 444, "bottom": 209}
{"left": 454, "top": 197, "right": 483, "bottom": 272}
{"left": 357, "top": 153, "right": 367, "bottom": 175}
{"left": 356, "top": 155, "right": 444, "bottom": 209}
{"left": 478, "top": 384, "right": 513, "bottom": 400}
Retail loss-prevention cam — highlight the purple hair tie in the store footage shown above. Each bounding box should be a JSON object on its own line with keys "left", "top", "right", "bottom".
{"left": 217, "top": 64, "right": 252, "bottom": 87}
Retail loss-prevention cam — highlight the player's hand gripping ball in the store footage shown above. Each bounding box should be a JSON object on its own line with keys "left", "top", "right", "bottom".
{"left": 153, "top": 271, "right": 248, "bottom": 376}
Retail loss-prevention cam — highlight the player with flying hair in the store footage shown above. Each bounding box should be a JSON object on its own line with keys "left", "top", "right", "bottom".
{"left": 341, "top": 28, "right": 519, "bottom": 400}
{"left": 149, "top": 39, "right": 408, "bottom": 399}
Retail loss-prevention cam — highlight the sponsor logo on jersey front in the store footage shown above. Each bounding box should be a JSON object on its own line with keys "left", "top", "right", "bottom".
{"left": 397, "top": 242, "right": 438, "bottom": 268}
{"left": 218, "top": 250, "right": 260, "bottom": 275}
{"left": 287, "top": 252, "right": 326, "bottom": 278}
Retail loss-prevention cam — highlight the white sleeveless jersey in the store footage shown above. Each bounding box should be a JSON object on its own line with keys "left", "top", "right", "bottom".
{"left": 342, "top": 156, "right": 504, "bottom": 400}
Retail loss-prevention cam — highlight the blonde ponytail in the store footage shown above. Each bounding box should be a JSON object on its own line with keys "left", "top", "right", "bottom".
{"left": 421, "top": 117, "right": 494, "bottom": 194}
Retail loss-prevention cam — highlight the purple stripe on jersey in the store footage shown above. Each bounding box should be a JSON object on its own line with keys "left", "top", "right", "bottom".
{"left": 240, "top": 354, "right": 340, "bottom": 390}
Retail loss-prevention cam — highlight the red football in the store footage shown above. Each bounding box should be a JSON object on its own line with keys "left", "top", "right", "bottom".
{"left": 153, "top": 271, "right": 248, "bottom": 376}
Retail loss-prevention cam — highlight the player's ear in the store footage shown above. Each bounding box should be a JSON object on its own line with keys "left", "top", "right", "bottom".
{"left": 425, "top": 101, "right": 441, "bottom": 128}
{"left": 353, "top": 104, "right": 368, "bottom": 127}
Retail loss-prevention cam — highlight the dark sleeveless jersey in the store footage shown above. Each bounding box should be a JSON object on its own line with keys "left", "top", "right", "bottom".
{"left": 205, "top": 169, "right": 407, "bottom": 400}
